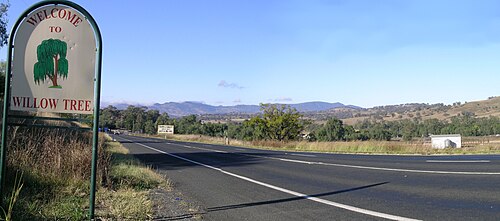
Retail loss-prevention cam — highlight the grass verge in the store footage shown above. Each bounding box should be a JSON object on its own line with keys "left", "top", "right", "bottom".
{"left": 147, "top": 134, "right": 500, "bottom": 155}
{"left": 2, "top": 128, "right": 171, "bottom": 220}
{"left": 98, "top": 136, "right": 171, "bottom": 220}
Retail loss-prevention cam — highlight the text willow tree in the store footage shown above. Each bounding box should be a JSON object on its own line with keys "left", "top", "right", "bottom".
{"left": 34, "top": 39, "right": 68, "bottom": 88}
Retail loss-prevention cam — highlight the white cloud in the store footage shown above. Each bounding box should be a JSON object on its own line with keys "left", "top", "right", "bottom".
{"left": 270, "top": 97, "right": 293, "bottom": 102}
{"left": 218, "top": 80, "right": 244, "bottom": 89}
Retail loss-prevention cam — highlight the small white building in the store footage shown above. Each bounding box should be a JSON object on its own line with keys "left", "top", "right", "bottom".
{"left": 430, "top": 134, "right": 461, "bottom": 149}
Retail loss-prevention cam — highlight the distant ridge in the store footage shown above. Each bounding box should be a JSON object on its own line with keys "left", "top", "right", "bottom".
{"left": 101, "top": 101, "right": 362, "bottom": 117}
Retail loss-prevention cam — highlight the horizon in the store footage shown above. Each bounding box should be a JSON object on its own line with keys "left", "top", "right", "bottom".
{"left": 2, "top": 1, "right": 499, "bottom": 108}
{"left": 100, "top": 95, "right": 497, "bottom": 109}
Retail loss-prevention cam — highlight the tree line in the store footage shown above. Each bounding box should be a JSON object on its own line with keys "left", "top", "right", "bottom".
{"left": 100, "top": 104, "right": 500, "bottom": 142}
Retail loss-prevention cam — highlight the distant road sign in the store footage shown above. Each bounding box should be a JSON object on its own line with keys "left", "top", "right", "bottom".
{"left": 158, "top": 125, "right": 174, "bottom": 134}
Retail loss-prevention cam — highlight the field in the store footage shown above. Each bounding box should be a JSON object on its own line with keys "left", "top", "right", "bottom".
{"left": 150, "top": 134, "right": 500, "bottom": 155}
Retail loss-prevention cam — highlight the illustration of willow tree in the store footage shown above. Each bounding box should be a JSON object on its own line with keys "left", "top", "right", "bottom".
{"left": 33, "top": 39, "right": 68, "bottom": 88}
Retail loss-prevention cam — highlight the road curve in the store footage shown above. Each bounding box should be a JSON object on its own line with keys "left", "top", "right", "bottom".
{"left": 114, "top": 134, "right": 500, "bottom": 221}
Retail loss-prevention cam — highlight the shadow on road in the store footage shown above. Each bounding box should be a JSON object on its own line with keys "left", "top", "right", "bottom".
{"left": 114, "top": 136, "right": 277, "bottom": 170}
{"left": 206, "top": 181, "right": 390, "bottom": 212}
{"left": 127, "top": 151, "right": 280, "bottom": 170}
{"left": 153, "top": 181, "right": 389, "bottom": 220}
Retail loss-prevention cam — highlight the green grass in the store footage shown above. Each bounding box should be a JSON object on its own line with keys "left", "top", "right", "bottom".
{"left": 107, "top": 140, "right": 170, "bottom": 191}
{"left": 3, "top": 172, "right": 90, "bottom": 220}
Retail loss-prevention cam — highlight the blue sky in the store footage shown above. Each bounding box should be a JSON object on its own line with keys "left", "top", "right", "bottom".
{"left": 3, "top": 0, "right": 500, "bottom": 108}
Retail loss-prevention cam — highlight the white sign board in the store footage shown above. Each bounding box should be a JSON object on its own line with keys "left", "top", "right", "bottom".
{"left": 10, "top": 5, "right": 96, "bottom": 114}
{"left": 158, "top": 125, "right": 174, "bottom": 134}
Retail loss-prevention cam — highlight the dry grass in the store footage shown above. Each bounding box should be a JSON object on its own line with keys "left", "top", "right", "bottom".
{"left": 342, "top": 97, "right": 500, "bottom": 124}
{"left": 3, "top": 125, "right": 172, "bottom": 220}
{"left": 152, "top": 134, "right": 500, "bottom": 155}
{"left": 97, "top": 188, "right": 153, "bottom": 220}
{"left": 3, "top": 125, "right": 110, "bottom": 220}
{"left": 7, "top": 127, "right": 110, "bottom": 183}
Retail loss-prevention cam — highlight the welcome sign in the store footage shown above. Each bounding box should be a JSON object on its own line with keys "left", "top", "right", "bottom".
{"left": 1, "top": 1, "right": 102, "bottom": 219}
{"left": 10, "top": 5, "right": 96, "bottom": 114}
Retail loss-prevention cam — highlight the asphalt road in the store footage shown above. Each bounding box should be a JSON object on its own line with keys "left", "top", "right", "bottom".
{"left": 113, "top": 134, "right": 500, "bottom": 221}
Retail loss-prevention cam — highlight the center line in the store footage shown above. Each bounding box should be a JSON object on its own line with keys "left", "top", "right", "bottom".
{"left": 122, "top": 137, "right": 420, "bottom": 221}
{"left": 426, "top": 160, "right": 490, "bottom": 163}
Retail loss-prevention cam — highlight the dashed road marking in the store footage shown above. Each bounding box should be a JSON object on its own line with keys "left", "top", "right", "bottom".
{"left": 121, "top": 137, "right": 420, "bottom": 221}
{"left": 123, "top": 136, "right": 500, "bottom": 175}
{"left": 426, "top": 160, "right": 490, "bottom": 163}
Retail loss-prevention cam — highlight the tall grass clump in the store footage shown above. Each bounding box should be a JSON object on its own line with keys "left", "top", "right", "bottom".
{"left": 2, "top": 125, "right": 110, "bottom": 220}
{"left": 1, "top": 172, "right": 23, "bottom": 221}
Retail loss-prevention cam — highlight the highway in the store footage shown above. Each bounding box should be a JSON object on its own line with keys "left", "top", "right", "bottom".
{"left": 114, "top": 134, "right": 500, "bottom": 220}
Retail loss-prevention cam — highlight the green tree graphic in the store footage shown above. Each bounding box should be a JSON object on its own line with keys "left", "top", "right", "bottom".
{"left": 33, "top": 38, "right": 68, "bottom": 88}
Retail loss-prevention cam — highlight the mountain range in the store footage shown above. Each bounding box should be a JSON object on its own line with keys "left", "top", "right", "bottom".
{"left": 101, "top": 101, "right": 362, "bottom": 117}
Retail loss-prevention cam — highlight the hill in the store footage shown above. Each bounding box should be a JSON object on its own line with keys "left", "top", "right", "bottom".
{"left": 101, "top": 96, "right": 499, "bottom": 123}
{"left": 102, "top": 101, "right": 361, "bottom": 117}
{"left": 335, "top": 96, "right": 500, "bottom": 125}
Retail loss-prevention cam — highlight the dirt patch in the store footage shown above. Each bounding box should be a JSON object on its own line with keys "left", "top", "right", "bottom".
{"left": 149, "top": 188, "right": 204, "bottom": 220}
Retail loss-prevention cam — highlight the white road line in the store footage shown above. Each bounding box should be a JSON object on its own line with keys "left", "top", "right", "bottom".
{"left": 122, "top": 137, "right": 420, "bottom": 221}
{"left": 125, "top": 137, "right": 500, "bottom": 175}
{"left": 235, "top": 154, "right": 500, "bottom": 175}
{"left": 426, "top": 160, "right": 490, "bottom": 163}
{"left": 290, "top": 153, "right": 317, "bottom": 157}
{"left": 181, "top": 144, "right": 228, "bottom": 153}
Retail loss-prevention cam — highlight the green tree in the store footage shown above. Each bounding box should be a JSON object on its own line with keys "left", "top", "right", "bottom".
{"left": 121, "top": 106, "right": 147, "bottom": 132}
{"left": 369, "top": 124, "right": 392, "bottom": 141}
{"left": 145, "top": 110, "right": 160, "bottom": 123}
{"left": 156, "top": 113, "right": 171, "bottom": 125}
{"left": 0, "top": 61, "right": 5, "bottom": 98}
{"left": 144, "top": 120, "right": 156, "bottom": 134}
{"left": 0, "top": 2, "right": 9, "bottom": 46}
{"left": 240, "top": 116, "right": 267, "bottom": 141}
{"left": 174, "top": 115, "right": 201, "bottom": 134}
{"left": 317, "top": 118, "right": 345, "bottom": 141}
{"left": 259, "top": 103, "right": 303, "bottom": 141}
{"left": 34, "top": 39, "right": 68, "bottom": 88}
{"left": 0, "top": 2, "right": 10, "bottom": 99}
{"left": 100, "top": 105, "right": 119, "bottom": 129}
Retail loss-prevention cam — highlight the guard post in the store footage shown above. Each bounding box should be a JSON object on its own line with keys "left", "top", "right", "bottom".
{"left": 0, "top": 1, "right": 102, "bottom": 219}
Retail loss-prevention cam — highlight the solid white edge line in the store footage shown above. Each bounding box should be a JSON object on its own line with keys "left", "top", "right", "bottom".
{"left": 426, "top": 160, "right": 490, "bottom": 163}
{"left": 122, "top": 137, "right": 420, "bottom": 221}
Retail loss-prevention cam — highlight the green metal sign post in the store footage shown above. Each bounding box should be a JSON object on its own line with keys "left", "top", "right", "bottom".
{"left": 0, "top": 0, "right": 102, "bottom": 219}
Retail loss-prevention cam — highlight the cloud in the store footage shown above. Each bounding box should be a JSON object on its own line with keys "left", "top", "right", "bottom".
{"left": 218, "top": 80, "right": 244, "bottom": 89}
{"left": 270, "top": 97, "right": 293, "bottom": 102}
{"left": 233, "top": 99, "right": 242, "bottom": 103}
{"left": 100, "top": 100, "right": 155, "bottom": 106}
